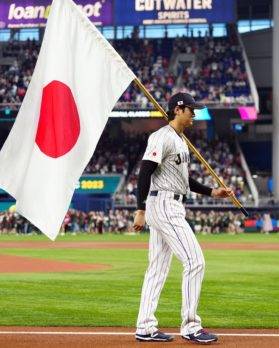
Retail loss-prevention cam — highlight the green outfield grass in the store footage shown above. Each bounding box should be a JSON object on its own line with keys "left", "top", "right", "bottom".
{"left": 0, "top": 231, "right": 279, "bottom": 243}
{"left": 0, "top": 233, "right": 278, "bottom": 328}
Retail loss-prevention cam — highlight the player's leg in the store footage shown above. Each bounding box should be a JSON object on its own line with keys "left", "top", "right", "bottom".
{"left": 156, "top": 197, "right": 205, "bottom": 336}
{"left": 136, "top": 225, "right": 173, "bottom": 336}
{"left": 178, "top": 220, "right": 205, "bottom": 336}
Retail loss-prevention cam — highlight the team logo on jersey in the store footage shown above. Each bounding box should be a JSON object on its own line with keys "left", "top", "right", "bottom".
{"left": 175, "top": 152, "right": 189, "bottom": 165}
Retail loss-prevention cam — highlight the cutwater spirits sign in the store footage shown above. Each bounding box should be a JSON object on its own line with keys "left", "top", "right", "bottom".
{"left": 115, "top": 0, "right": 235, "bottom": 25}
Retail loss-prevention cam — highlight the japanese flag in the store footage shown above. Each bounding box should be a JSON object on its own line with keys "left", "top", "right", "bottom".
{"left": 0, "top": 0, "right": 135, "bottom": 240}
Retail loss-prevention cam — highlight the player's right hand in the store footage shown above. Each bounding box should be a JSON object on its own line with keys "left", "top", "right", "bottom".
{"left": 133, "top": 210, "right": 145, "bottom": 232}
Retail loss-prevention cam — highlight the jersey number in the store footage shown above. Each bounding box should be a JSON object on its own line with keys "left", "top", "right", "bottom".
{"left": 175, "top": 154, "right": 181, "bottom": 165}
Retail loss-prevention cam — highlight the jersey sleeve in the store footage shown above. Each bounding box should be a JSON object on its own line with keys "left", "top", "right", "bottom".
{"left": 142, "top": 131, "right": 168, "bottom": 164}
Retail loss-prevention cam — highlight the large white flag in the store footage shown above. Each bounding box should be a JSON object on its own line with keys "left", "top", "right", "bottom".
{"left": 0, "top": 0, "right": 135, "bottom": 240}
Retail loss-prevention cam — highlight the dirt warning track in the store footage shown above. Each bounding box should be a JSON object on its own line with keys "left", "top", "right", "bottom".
{"left": 0, "top": 327, "right": 278, "bottom": 348}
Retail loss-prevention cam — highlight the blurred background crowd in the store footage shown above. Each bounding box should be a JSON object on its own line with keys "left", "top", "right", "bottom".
{"left": 0, "top": 209, "right": 277, "bottom": 235}
{"left": 0, "top": 35, "right": 252, "bottom": 109}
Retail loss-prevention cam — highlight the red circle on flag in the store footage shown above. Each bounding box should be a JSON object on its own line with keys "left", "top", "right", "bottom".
{"left": 153, "top": 152, "right": 157, "bottom": 156}
{"left": 35, "top": 80, "right": 80, "bottom": 158}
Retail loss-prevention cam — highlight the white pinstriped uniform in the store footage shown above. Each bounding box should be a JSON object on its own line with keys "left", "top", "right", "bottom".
{"left": 143, "top": 125, "right": 190, "bottom": 195}
{"left": 136, "top": 125, "right": 205, "bottom": 336}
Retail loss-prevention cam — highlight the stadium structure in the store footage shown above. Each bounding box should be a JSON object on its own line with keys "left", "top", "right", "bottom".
{"left": 0, "top": 0, "right": 278, "bottom": 235}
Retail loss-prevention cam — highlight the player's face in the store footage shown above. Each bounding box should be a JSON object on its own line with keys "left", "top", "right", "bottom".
{"left": 177, "top": 106, "right": 195, "bottom": 127}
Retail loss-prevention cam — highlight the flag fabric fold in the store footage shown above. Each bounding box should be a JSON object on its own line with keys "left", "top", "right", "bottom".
{"left": 0, "top": 0, "right": 135, "bottom": 240}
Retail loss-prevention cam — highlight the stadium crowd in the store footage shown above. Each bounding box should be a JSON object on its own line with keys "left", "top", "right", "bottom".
{"left": 0, "top": 40, "right": 39, "bottom": 105}
{"left": 187, "top": 131, "right": 247, "bottom": 201}
{"left": 0, "top": 209, "right": 276, "bottom": 235}
{"left": 0, "top": 35, "right": 252, "bottom": 109}
{"left": 0, "top": 209, "right": 135, "bottom": 235}
{"left": 185, "top": 210, "right": 245, "bottom": 234}
{"left": 84, "top": 125, "right": 148, "bottom": 175}
{"left": 174, "top": 37, "right": 253, "bottom": 105}
{"left": 61, "top": 209, "right": 134, "bottom": 234}
{"left": 114, "top": 38, "right": 175, "bottom": 108}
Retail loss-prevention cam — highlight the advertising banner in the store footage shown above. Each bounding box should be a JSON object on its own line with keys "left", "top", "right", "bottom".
{"left": 0, "top": 175, "right": 121, "bottom": 195}
{"left": 238, "top": 107, "right": 257, "bottom": 121}
{"left": 114, "top": 0, "right": 236, "bottom": 25}
{"left": 0, "top": 0, "right": 112, "bottom": 28}
{"left": 111, "top": 109, "right": 211, "bottom": 120}
{"left": 0, "top": 0, "right": 235, "bottom": 28}
{"left": 76, "top": 175, "right": 121, "bottom": 194}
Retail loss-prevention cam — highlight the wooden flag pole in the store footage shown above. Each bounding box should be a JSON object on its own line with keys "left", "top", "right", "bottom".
{"left": 133, "top": 78, "right": 249, "bottom": 216}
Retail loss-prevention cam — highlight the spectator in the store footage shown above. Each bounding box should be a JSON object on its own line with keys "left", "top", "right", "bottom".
{"left": 0, "top": 209, "right": 272, "bottom": 235}
{"left": 0, "top": 36, "right": 253, "bottom": 110}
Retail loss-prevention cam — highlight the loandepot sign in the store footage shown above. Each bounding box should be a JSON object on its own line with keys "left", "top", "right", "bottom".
{"left": 8, "top": 4, "right": 51, "bottom": 20}
{"left": 0, "top": 0, "right": 113, "bottom": 28}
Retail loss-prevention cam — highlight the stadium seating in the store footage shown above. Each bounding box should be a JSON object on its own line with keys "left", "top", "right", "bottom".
{"left": 84, "top": 120, "right": 148, "bottom": 175}
{"left": 0, "top": 35, "right": 253, "bottom": 108}
{"left": 0, "top": 40, "right": 40, "bottom": 105}
{"left": 0, "top": 36, "right": 254, "bottom": 211}
{"left": 173, "top": 37, "right": 253, "bottom": 106}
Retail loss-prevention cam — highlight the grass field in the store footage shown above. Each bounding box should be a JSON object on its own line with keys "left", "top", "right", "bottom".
{"left": 0, "top": 233, "right": 278, "bottom": 329}
{"left": 1, "top": 231, "right": 279, "bottom": 242}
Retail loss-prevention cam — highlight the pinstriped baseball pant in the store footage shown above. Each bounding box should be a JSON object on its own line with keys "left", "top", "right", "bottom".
{"left": 136, "top": 191, "right": 205, "bottom": 336}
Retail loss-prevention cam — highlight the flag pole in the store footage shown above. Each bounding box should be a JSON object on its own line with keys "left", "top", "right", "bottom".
{"left": 133, "top": 78, "right": 249, "bottom": 217}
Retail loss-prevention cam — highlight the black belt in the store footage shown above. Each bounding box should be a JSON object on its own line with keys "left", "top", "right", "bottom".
{"left": 150, "top": 190, "right": 186, "bottom": 203}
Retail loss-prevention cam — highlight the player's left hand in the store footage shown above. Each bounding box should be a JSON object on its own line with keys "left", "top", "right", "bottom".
{"left": 211, "top": 187, "right": 234, "bottom": 198}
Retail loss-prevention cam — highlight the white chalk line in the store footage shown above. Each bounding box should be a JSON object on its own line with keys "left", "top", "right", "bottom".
{"left": 0, "top": 331, "right": 278, "bottom": 337}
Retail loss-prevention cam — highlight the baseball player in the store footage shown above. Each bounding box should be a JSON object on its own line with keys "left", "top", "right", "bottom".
{"left": 133, "top": 92, "right": 234, "bottom": 344}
